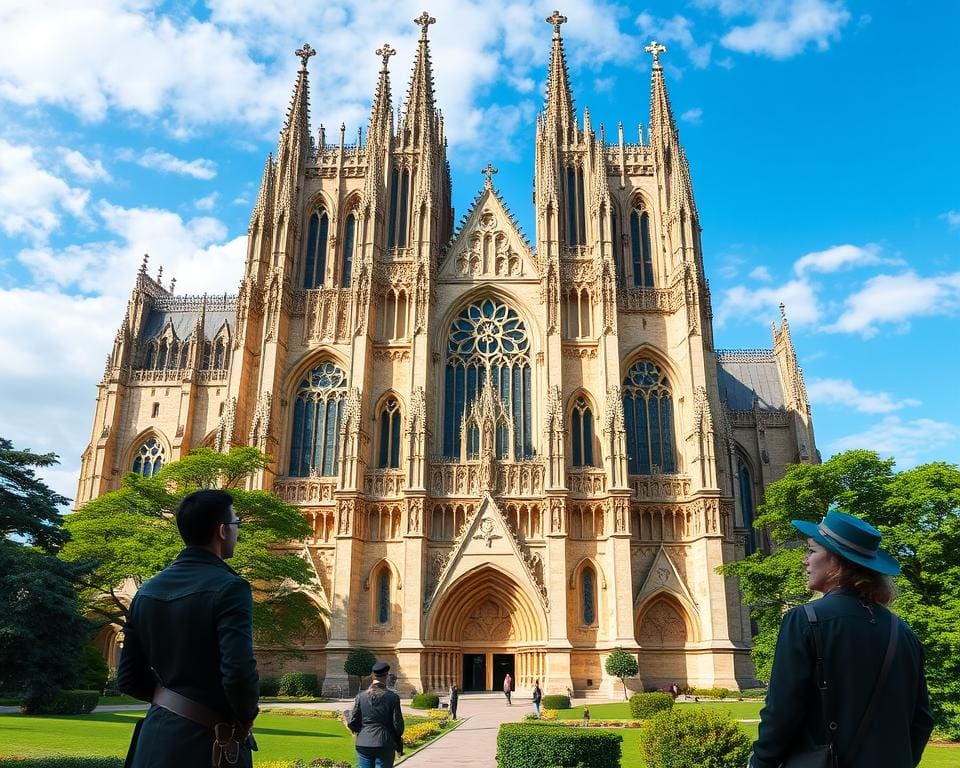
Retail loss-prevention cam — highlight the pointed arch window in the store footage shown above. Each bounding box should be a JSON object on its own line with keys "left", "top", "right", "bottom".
{"left": 377, "top": 568, "right": 391, "bottom": 624}
{"left": 289, "top": 362, "right": 348, "bottom": 477}
{"left": 737, "top": 459, "right": 756, "bottom": 554}
{"left": 571, "top": 396, "right": 595, "bottom": 467}
{"left": 341, "top": 213, "right": 356, "bottom": 287}
{"left": 565, "top": 165, "right": 586, "bottom": 245}
{"left": 630, "top": 205, "right": 654, "bottom": 287}
{"left": 303, "top": 208, "right": 329, "bottom": 288}
{"left": 144, "top": 342, "right": 157, "bottom": 370}
{"left": 387, "top": 166, "right": 410, "bottom": 249}
{"left": 132, "top": 437, "right": 164, "bottom": 477}
{"left": 442, "top": 298, "right": 533, "bottom": 461}
{"left": 623, "top": 359, "right": 676, "bottom": 475}
{"left": 581, "top": 566, "right": 597, "bottom": 625}
{"left": 378, "top": 398, "right": 402, "bottom": 469}
{"left": 213, "top": 338, "right": 226, "bottom": 370}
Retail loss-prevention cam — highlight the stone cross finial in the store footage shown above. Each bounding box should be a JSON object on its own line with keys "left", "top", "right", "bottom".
{"left": 644, "top": 40, "right": 667, "bottom": 68}
{"left": 546, "top": 9, "right": 567, "bottom": 37}
{"left": 415, "top": 11, "right": 436, "bottom": 39}
{"left": 376, "top": 43, "right": 396, "bottom": 70}
{"left": 482, "top": 162, "right": 498, "bottom": 188}
{"left": 296, "top": 43, "right": 317, "bottom": 70}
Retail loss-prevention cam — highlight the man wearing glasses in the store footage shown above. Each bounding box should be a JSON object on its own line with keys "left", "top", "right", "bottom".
{"left": 118, "top": 489, "right": 260, "bottom": 767}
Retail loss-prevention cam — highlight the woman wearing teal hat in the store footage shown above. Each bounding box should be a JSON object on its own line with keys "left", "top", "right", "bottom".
{"left": 749, "top": 511, "right": 933, "bottom": 768}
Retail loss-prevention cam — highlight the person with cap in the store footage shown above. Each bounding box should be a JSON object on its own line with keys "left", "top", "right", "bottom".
{"left": 749, "top": 511, "right": 934, "bottom": 768}
{"left": 347, "top": 661, "right": 404, "bottom": 768}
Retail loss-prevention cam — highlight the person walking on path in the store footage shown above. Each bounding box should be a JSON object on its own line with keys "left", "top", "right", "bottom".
{"left": 448, "top": 684, "right": 459, "bottom": 720}
{"left": 749, "top": 511, "right": 934, "bottom": 768}
{"left": 348, "top": 661, "right": 404, "bottom": 768}
{"left": 531, "top": 680, "right": 543, "bottom": 718}
{"left": 117, "top": 489, "right": 260, "bottom": 768}
{"left": 502, "top": 673, "right": 512, "bottom": 705}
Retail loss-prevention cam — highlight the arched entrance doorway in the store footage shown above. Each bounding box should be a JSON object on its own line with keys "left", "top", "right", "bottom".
{"left": 426, "top": 565, "right": 546, "bottom": 692}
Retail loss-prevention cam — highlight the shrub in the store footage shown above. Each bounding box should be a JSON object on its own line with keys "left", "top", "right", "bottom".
{"left": 523, "top": 709, "right": 558, "bottom": 721}
{"left": 73, "top": 644, "right": 110, "bottom": 692}
{"left": 403, "top": 721, "right": 440, "bottom": 746}
{"left": 496, "top": 723, "right": 622, "bottom": 768}
{"left": 259, "top": 677, "right": 280, "bottom": 696}
{"left": 0, "top": 760, "right": 124, "bottom": 768}
{"left": 277, "top": 672, "right": 319, "bottom": 697}
{"left": 343, "top": 648, "right": 376, "bottom": 688}
{"left": 640, "top": 707, "right": 751, "bottom": 768}
{"left": 541, "top": 694, "right": 571, "bottom": 710}
{"left": 629, "top": 691, "right": 675, "bottom": 719}
{"left": 689, "top": 687, "right": 733, "bottom": 699}
{"left": 410, "top": 692, "right": 440, "bottom": 709}
{"left": 20, "top": 690, "right": 100, "bottom": 715}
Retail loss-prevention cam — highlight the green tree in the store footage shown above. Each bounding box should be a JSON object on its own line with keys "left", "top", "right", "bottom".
{"left": 722, "top": 450, "right": 960, "bottom": 738}
{"left": 60, "top": 447, "right": 319, "bottom": 648}
{"left": 605, "top": 646, "right": 639, "bottom": 700}
{"left": 0, "top": 437, "right": 71, "bottom": 551}
{"left": 344, "top": 648, "right": 377, "bottom": 691}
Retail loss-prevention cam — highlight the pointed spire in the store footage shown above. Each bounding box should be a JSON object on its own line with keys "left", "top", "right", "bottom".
{"left": 249, "top": 152, "right": 274, "bottom": 229}
{"left": 402, "top": 11, "right": 438, "bottom": 144}
{"left": 368, "top": 43, "right": 396, "bottom": 136}
{"left": 275, "top": 44, "right": 314, "bottom": 218}
{"left": 543, "top": 10, "right": 575, "bottom": 133}
{"left": 279, "top": 43, "right": 314, "bottom": 152}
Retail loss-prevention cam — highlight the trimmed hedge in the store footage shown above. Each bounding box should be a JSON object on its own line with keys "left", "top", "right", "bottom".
{"left": 629, "top": 691, "right": 675, "bottom": 719}
{"left": 0, "top": 760, "right": 124, "bottom": 768}
{"left": 640, "top": 707, "right": 751, "bottom": 768}
{"left": 410, "top": 692, "right": 440, "bottom": 710}
{"left": 20, "top": 690, "right": 100, "bottom": 715}
{"left": 496, "top": 723, "right": 621, "bottom": 768}
{"left": 277, "top": 672, "right": 319, "bottom": 697}
{"left": 259, "top": 677, "right": 280, "bottom": 696}
{"left": 541, "top": 694, "right": 571, "bottom": 710}
{"left": 689, "top": 687, "right": 733, "bottom": 699}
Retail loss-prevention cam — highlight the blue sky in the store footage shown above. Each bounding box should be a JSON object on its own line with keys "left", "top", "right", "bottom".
{"left": 1, "top": 0, "right": 958, "bottom": 500}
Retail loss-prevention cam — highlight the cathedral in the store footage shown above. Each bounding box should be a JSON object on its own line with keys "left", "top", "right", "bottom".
{"left": 77, "top": 11, "right": 817, "bottom": 696}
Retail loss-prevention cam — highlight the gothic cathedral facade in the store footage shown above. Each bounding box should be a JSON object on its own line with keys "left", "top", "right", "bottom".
{"left": 78, "top": 12, "right": 816, "bottom": 695}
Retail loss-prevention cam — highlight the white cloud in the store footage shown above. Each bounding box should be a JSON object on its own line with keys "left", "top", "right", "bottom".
{"left": 635, "top": 12, "right": 713, "bottom": 68}
{"left": 0, "top": 139, "right": 90, "bottom": 242}
{"left": 680, "top": 107, "right": 703, "bottom": 124}
{"left": 701, "top": 0, "right": 851, "bottom": 59}
{"left": 716, "top": 278, "right": 821, "bottom": 327}
{"left": 941, "top": 210, "right": 960, "bottom": 231}
{"left": 122, "top": 148, "right": 218, "bottom": 180}
{"left": 195, "top": 192, "right": 220, "bottom": 211}
{"left": 807, "top": 378, "right": 920, "bottom": 414}
{"left": 829, "top": 416, "right": 960, "bottom": 469}
{"left": 59, "top": 148, "right": 111, "bottom": 182}
{"left": 793, "top": 243, "right": 890, "bottom": 275}
{"left": 826, "top": 271, "right": 960, "bottom": 337}
{"left": 749, "top": 265, "right": 773, "bottom": 281}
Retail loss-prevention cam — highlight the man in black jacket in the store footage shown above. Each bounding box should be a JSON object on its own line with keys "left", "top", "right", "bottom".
{"left": 348, "top": 661, "right": 404, "bottom": 768}
{"left": 118, "top": 489, "right": 260, "bottom": 768}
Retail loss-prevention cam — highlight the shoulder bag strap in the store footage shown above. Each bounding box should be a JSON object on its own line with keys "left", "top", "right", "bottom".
{"left": 803, "top": 604, "right": 837, "bottom": 753}
{"left": 844, "top": 609, "right": 899, "bottom": 764}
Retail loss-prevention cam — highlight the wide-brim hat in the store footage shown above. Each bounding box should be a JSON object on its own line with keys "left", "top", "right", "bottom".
{"left": 792, "top": 511, "right": 900, "bottom": 575}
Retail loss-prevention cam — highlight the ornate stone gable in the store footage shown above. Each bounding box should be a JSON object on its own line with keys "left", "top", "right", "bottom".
{"left": 634, "top": 544, "right": 698, "bottom": 614}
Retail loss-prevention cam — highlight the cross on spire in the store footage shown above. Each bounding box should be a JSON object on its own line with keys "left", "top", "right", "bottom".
{"left": 415, "top": 10, "right": 436, "bottom": 39}
{"left": 546, "top": 9, "right": 567, "bottom": 38}
{"left": 376, "top": 43, "right": 396, "bottom": 70}
{"left": 296, "top": 43, "right": 316, "bottom": 70}
{"left": 644, "top": 40, "right": 666, "bottom": 68}
{"left": 482, "top": 162, "right": 498, "bottom": 188}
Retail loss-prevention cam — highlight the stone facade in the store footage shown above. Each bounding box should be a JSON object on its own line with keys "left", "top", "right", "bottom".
{"left": 77, "top": 13, "right": 817, "bottom": 697}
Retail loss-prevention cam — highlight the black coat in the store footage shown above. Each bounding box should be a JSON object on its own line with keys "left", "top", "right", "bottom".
{"left": 348, "top": 684, "right": 404, "bottom": 750}
{"left": 117, "top": 547, "right": 260, "bottom": 768}
{"left": 750, "top": 589, "right": 934, "bottom": 768}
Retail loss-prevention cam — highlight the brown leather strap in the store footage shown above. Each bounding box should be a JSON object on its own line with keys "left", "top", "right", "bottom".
{"left": 153, "top": 685, "right": 226, "bottom": 731}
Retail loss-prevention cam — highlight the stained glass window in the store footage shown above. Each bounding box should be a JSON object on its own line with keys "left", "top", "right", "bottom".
{"left": 571, "top": 396, "right": 595, "bottom": 467}
{"left": 341, "top": 214, "right": 355, "bottom": 287}
{"left": 623, "top": 359, "right": 676, "bottom": 474}
{"left": 738, "top": 460, "right": 756, "bottom": 554}
{"left": 303, "top": 209, "right": 329, "bottom": 288}
{"left": 377, "top": 568, "right": 390, "bottom": 624}
{"left": 387, "top": 167, "right": 410, "bottom": 249}
{"left": 132, "top": 437, "right": 164, "bottom": 477}
{"left": 289, "top": 362, "right": 348, "bottom": 477}
{"left": 582, "top": 567, "right": 596, "bottom": 625}
{"left": 630, "top": 208, "right": 654, "bottom": 287}
{"left": 565, "top": 166, "right": 586, "bottom": 245}
{"left": 378, "top": 398, "right": 402, "bottom": 469}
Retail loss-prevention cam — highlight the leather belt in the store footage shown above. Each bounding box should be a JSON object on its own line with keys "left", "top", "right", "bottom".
{"left": 153, "top": 685, "right": 227, "bottom": 730}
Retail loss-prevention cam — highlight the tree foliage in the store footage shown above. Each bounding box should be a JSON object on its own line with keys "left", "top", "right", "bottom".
{"left": 0, "top": 437, "right": 71, "bottom": 551}
{"left": 60, "top": 447, "right": 319, "bottom": 648}
{"left": 344, "top": 648, "right": 377, "bottom": 688}
{"left": 605, "top": 647, "right": 639, "bottom": 700}
{"left": 721, "top": 450, "right": 960, "bottom": 738}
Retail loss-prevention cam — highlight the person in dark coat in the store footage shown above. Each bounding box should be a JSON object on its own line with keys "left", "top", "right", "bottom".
{"left": 749, "top": 511, "right": 934, "bottom": 768}
{"left": 117, "top": 489, "right": 260, "bottom": 768}
{"left": 348, "top": 661, "right": 404, "bottom": 768}
{"left": 448, "top": 684, "right": 459, "bottom": 720}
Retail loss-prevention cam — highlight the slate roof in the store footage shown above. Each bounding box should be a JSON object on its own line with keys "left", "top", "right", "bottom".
{"left": 139, "top": 295, "right": 236, "bottom": 342}
{"left": 716, "top": 350, "right": 786, "bottom": 411}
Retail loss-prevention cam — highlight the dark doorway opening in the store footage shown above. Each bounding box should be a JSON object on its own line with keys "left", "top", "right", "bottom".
{"left": 493, "top": 653, "right": 515, "bottom": 694}
{"left": 463, "top": 653, "right": 486, "bottom": 691}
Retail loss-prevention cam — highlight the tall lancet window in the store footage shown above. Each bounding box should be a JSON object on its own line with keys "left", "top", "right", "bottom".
{"left": 341, "top": 214, "right": 356, "bottom": 287}
{"left": 737, "top": 459, "right": 756, "bottom": 554}
{"left": 378, "top": 398, "right": 402, "bottom": 469}
{"left": 581, "top": 566, "right": 597, "bottom": 625}
{"left": 570, "top": 396, "right": 595, "bottom": 467}
{"left": 377, "top": 568, "right": 391, "bottom": 624}
{"left": 442, "top": 298, "right": 533, "bottom": 461}
{"left": 387, "top": 167, "right": 411, "bottom": 249}
{"left": 622, "top": 359, "right": 677, "bottom": 475}
{"left": 630, "top": 205, "right": 655, "bottom": 287}
{"left": 289, "top": 362, "right": 348, "bottom": 477}
{"left": 303, "top": 208, "right": 329, "bottom": 288}
{"left": 565, "top": 165, "right": 586, "bottom": 245}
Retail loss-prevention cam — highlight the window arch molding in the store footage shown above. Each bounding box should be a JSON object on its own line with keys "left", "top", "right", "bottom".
{"left": 620, "top": 345, "right": 681, "bottom": 476}
{"left": 619, "top": 344, "right": 682, "bottom": 395}
{"left": 732, "top": 446, "right": 760, "bottom": 553}
{"left": 372, "top": 391, "right": 406, "bottom": 470}
{"left": 569, "top": 556, "right": 606, "bottom": 627}
{"left": 124, "top": 429, "right": 171, "bottom": 479}
{"left": 568, "top": 556, "right": 607, "bottom": 591}
{"left": 365, "top": 558, "right": 402, "bottom": 627}
{"left": 634, "top": 590, "right": 700, "bottom": 646}
{"left": 302, "top": 191, "right": 336, "bottom": 289}
{"left": 566, "top": 390, "right": 600, "bottom": 468}
{"left": 337, "top": 194, "right": 362, "bottom": 288}
{"left": 626, "top": 192, "right": 656, "bottom": 289}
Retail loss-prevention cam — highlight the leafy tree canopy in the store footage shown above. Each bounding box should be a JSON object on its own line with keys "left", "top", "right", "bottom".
{"left": 605, "top": 646, "right": 639, "bottom": 700}
{"left": 0, "top": 437, "right": 71, "bottom": 552}
{"left": 344, "top": 648, "right": 377, "bottom": 685}
{"left": 61, "top": 447, "right": 320, "bottom": 648}
{"left": 721, "top": 450, "right": 960, "bottom": 738}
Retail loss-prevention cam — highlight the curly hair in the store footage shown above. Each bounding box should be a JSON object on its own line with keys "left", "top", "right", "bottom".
{"left": 833, "top": 557, "right": 897, "bottom": 606}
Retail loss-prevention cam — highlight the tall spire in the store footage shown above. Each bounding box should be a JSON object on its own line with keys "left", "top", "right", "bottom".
{"left": 543, "top": 10, "right": 575, "bottom": 135}
{"left": 368, "top": 43, "right": 395, "bottom": 137}
{"left": 402, "top": 11, "right": 438, "bottom": 144}
{"left": 275, "top": 44, "right": 314, "bottom": 217}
